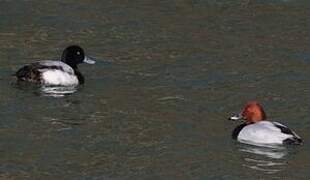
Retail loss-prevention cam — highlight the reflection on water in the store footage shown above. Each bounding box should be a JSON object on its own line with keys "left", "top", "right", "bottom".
{"left": 238, "top": 144, "right": 288, "bottom": 174}
{"left": 13, "top": 82, "right": 78, "bottom": 97}
{"left": 40, "top": 86, "right": 77, "bottom": 97}
{"left": 243, "top": 158, "right": 285, "bottom": 174}
{"left": 239, "top": 144, "right": 287, "bottom": 159}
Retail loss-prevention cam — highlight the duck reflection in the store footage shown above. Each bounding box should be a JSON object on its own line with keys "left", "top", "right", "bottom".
{"left": 238, "top": 144, "right": 288, "bottom": 174}
{"left": 40, "top": 86, "right": 77, "bottom": 97}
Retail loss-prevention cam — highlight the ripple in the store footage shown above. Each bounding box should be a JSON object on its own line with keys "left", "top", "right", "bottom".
{"left": 40, "top": 86, "right": 77, "bottom": 97}
{"left": 157, "top": 95, "right": 186, "bottom": 102}
{"left": 238, "top": 144, "right": 288, "bottom": 174}
{"left": 239, "top": 144, "right": 287, "bottom": 159}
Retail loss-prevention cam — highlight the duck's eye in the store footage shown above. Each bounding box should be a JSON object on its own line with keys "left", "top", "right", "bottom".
{"left": 77, "top": 51, "right": 81, "bottom": 55}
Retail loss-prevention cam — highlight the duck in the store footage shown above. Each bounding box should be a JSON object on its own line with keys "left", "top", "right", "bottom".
{"left": 14, "top": 45, "right": 95, "bottom": 86}
{"left": 228, "top": 101, "right": 302, "bottom": 146}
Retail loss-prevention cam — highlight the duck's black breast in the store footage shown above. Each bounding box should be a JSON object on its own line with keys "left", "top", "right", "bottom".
{"left": 232, "top": 123, "right": 248, "bottom": 140}
{"left": 73, "top": 69, "right": 84, "bottom": 84}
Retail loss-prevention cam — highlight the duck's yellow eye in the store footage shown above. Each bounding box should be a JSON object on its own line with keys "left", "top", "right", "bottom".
{"left": 77, "top": 51, "right": 81, "bottom": 55}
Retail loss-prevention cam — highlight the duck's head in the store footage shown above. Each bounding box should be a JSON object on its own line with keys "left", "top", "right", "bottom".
{"left": 229, "top": 101, "right": 267, "bottom": 123}
{"left": 61, "top": 45, "right": 95, "bottom": 68}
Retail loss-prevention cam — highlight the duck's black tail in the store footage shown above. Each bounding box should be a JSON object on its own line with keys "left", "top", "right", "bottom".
{"left": 283, "top": 137, "right": 303, "bottom": 145}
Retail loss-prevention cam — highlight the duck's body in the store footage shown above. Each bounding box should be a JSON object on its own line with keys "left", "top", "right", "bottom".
{"left": 232, "top": 121, "right": 302, "bottom": 145}
{"left": 15, "top": 45, "right": 95, "bottom": 86}
{"left": 15, "top": 60, "right": 80, "bottom": 86}
{"left": 229, "top": 101, "right": 302, "bottom": 146}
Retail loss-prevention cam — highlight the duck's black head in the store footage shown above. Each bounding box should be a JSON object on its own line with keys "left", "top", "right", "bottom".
{"left": 61, "top": 45, "right": 95, "bottom": 68}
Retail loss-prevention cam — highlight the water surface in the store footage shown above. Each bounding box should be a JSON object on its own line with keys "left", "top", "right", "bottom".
{"left": 0, "top": 0, "right": 310, "bottom": 179}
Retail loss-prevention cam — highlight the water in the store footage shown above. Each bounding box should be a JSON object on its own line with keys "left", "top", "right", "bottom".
{"left": 0, "top": 0, "right": 310, "bottom": 179}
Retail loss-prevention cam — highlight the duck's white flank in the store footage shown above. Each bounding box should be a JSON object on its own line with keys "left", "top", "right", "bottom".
{"left": 35, "top": 60, "right": 79, "bottom": 86}
{"left": 238, "top": 121, "right": 293, "bottom": 145}
{"left": 41, "top": 70, "right": 78, "bottom": 86}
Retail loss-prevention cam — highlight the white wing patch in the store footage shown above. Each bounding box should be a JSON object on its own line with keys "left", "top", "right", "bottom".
{"left": 238, "top": 121, "right": 293, "bottom": 145}
{"left": 42, "top": 70, "right": 78, "bottom": 86}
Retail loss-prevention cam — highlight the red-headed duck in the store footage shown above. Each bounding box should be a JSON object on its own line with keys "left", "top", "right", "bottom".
{"left": 229, "top": 101, "right": 302, "bottom": 146}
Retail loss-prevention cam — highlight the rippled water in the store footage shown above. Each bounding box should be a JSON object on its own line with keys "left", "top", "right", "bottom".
{"left": 0, "top": 0, "right": 310, "bottom": 179}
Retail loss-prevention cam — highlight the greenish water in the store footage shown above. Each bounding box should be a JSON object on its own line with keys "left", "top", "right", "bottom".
{"left": 0, "top": 0, "right": 310, "bottom": 179}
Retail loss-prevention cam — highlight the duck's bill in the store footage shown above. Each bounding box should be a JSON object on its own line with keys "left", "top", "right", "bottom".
{"left": 83, "top": 56, "right": 96, "bottom": 64}
{"left": 228, "top": 114, "right": 243, "bottom": 121}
